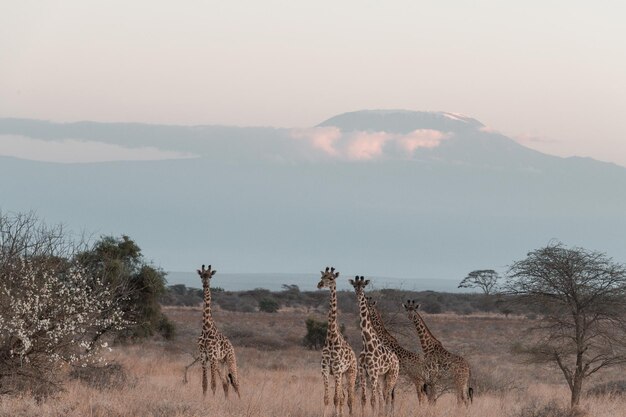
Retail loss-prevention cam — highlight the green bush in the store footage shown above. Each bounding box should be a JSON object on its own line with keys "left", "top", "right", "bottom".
{"left": 302, "top": 318, "right": 346, "bottom": 350}
{"left": 76, "top": 235, "right": 174, "bottom": 341}
{"left": 259, "top": 298, "right": 280, "bottom": 313}
{"left": 158, "top": 316, "right": 176, "bottom": 340}
{"left": 303, "top": 318, "right": 327, "bottom": 350}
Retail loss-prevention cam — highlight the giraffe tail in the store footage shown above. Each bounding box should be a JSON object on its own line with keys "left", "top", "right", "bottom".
{"left": 468, "top": 368, "right": 474, "bottom": 404}
{"left": 226, "top": 353, "right": 241, "bottom": 398}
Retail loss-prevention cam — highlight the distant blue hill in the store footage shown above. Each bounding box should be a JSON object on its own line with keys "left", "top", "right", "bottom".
{"left": 166, "top": 271, "right": 461, "bottom": 292}
{"left": 1, "top": 110, "right": 625, "bottom": 288}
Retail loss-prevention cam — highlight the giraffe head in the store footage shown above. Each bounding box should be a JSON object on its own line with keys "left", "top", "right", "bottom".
{"left": 349, "top": 275, "right": 369, "bottom": 295}
{"left": 365, "top": 296, "right": 380, "bottom": 319}
{"left": 197, "top": 264, "right": 217, "bottom": 287}
{"left": 317, "top": 266, "right": 339, "bottom": 289}
{"left": 402, "top": 299, "right": 420, "bottom": 319}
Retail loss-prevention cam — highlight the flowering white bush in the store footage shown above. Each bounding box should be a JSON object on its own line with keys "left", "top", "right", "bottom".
{"left": 0, "top": 257, "right": 129, "bottom": 393}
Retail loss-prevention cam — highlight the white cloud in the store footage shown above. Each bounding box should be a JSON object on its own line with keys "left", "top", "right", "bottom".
{"left": 397, "top": 129, "right": 447, "bottom": 153}
{"left": 291, "top": 127, "right": 341, "bottom": 156}
{"left": 290, "top": 128, "right": 449, "bottom": 160}
{"left": 0, "top": 135, "right": 198, "bottom": 163}
{"left": 346, "top": 131, "right": 390, "bottom": 160}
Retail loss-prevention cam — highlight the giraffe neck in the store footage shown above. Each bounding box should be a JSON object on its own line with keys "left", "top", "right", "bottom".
{"left": 327, "top": 284, "right": 340, "bottom": 341}
{"left": 356, "top": 290, "right": 382, "bottom": 351}
{"left": 202, "top": 281, "right": 216, "bottom": 332}
{"left": 370, "top": 305, "right": 400, "bottom": 348}
{"left": 409, "top": 311, "right": 442, "bottom": 355}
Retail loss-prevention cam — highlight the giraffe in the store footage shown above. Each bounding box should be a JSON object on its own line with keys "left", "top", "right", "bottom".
{"left": 196, "top": 264, "right": 240, "bottom": 398}
{"left": 402, "top": 299, "right": 472, "bottom": 405}
{"left": 350, "top": 276, "right": 399, "bottom": 415}
{"left": 318, "top": 267, "right": 358, "bottom": 417}
{"left": 365, "top": 297, "right": 427, "bottom": 404}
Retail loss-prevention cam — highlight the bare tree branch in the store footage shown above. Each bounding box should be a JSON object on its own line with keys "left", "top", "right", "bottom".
{"left": 504, "top": 242, "right": 626, "bottom": 407}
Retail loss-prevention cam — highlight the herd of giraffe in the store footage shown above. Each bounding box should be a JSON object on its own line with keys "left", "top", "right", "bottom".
{"left": 195, "top": 264, "right": 473, "bottom": 416}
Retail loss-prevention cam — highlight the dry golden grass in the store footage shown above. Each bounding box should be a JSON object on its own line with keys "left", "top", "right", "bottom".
{"left": 2, "top": 306, "right": 626, "bottom": 417}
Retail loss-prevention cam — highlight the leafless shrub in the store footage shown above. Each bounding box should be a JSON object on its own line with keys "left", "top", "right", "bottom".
{"left": 511, "top": 400, "right": 587, "bottom": 417}
{"left": 69, "top": 363, "right": 129, "bottom": 390}
{"left": 215, "top": 293, "right": 257, "bottom": 312}
{"left": 472, "top": 366, "right": 523, "bottom": 394}
{"left": 587, "top": 380, "right": 626, "bottom": 397}
{"left": 237, "top": 333, "right": 289, "bottom": 350}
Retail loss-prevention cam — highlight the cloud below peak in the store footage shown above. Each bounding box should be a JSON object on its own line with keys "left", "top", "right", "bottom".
{"left": 291, "top": 127, "right": 449, "bottom": 160}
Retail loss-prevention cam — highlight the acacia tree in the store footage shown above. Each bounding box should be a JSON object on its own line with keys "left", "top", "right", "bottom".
{"left": 0, "top": 211, "right": 128, "bottom": 394}
{"left": 504, "top": 242, "right": 626, "bottom": 407}
{"left": 458, "top": 269, "right": 500, "bottom": 295}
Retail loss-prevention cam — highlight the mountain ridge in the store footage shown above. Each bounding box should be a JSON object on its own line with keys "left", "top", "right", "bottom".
{"left": 2, "top": 110, "right": 623, "bottom": 170}
{"left": 318, "top": 109, "right": 485, "bottom": 132}
{"left": 1, "top": 111, "right": 624, "bottom": 285}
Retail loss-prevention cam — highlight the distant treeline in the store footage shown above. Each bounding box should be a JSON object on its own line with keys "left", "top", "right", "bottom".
{"left": 160, "top": 284, "right": 539, "bottom": 317}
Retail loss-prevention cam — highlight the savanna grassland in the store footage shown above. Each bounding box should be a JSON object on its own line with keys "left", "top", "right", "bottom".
{"left": 2, "top": 305, "right": 625, "bottom": 417}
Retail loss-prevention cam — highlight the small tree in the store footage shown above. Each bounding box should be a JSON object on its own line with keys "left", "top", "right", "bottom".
{"left": 0, "top": 212, "right": 128, "bottom": 395}
{"left": 303, "top": 318, "right": 327, "bottom": 350}
{"left": 258, "top": 298, "right": 280, "bottom": 313}
{"left": 504, "top": 242, "right": 626, "bottom": 407}
{"left": 458, "top": 269, "right": 500, "bottom": 295}
{"left": 259, "top": 298, "right": 280, "bottom": 313}
{"left": 76, "top": 235, "right": 173, "bottom": 340}
{"left": 303, "top": 318, "right": 346, "bottom": 350}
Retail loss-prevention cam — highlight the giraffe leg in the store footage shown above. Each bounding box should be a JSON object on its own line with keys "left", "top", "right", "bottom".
{"left": 414, "top": 378, "right": 426, "bottom": 405}
{"left": 425, "top": 381, "right": 438, "bottom": 405}
{"left": 384, "top": 366, "right": 399, "bottom": 416}
{"left": 210, "top": 360, "right": 219, "bottom": 395}
{"left": 322, "top": 361, "right": 331, "bottom": 417}
{"left": 346, "top": 362, "right": 357, "bottom": 415}
{"left": 334, "top": 373, "right": 344, "bottom": 417}
{"left": 226, "top": 350, "right": 241, "bottom": 399}
{"left": 359, "top": 366, "right": 367, "bottom": 416}
{"left": 455, "top": 382, "right": 464, "bottom": 406}
{"left": 455, "top": 374, "right": 471, "bottom": 406}
{"left": 201, "top": 356, "right": 209, "bottom": 397}
{"left": 423, "top": 368, "right": 438, "bottom": 406}
{"left": 368, "top": 374, "right": 378, "bottom": 412}
{"left": 220, "top": 360, "right": 230, "bottom": 398}
{"left": 379, "top": 372, "right": 391, "bottom": 415}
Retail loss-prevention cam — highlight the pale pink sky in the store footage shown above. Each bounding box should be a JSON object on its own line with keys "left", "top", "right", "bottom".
{"left": 1, "top": 1, "right": 625, "bottom": 166}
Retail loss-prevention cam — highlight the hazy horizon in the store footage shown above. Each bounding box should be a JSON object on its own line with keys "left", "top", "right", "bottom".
{"left": 2, "top": 112, "right": 624, "bottom": 282}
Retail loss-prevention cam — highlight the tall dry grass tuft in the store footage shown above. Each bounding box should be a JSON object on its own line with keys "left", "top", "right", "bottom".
{"left": 2, "top": 308, "right": 626, "bottom": 417}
